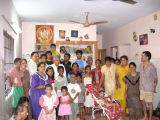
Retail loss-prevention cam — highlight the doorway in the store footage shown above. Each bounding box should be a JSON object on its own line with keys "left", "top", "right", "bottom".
{"left": 98, "top": 49, "right": 107, "bottom": 65}
{"left": 111, "top": 46, "right": 118, "bottom": 59}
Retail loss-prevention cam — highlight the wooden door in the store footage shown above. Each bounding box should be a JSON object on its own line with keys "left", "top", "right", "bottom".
{"left": 98, "top": 49, "right": 106, "bottom": 66}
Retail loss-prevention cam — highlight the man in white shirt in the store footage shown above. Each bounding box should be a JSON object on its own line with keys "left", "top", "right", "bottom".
{"left": 28, "top": 52, "right": 39, "bottom": 76}
{"left": 50, "top": 55, "right": 66, "bottom": 79}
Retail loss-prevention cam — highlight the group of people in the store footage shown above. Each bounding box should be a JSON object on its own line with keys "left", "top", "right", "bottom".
{"left": 8, "top": 43, "right": 158, "bottom": 120}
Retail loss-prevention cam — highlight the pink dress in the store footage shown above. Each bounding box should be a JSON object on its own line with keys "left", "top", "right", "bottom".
{"left": 58, "top": 95, "right": 72, "bottom": 116}
{"left": 38, "top": 94, "right": 59, "bottom": 120}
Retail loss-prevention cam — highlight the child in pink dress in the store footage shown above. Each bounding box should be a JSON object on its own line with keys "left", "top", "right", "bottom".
{"left": 38, "top": 84, "right": 59, "bottom": 120}
{"left": 58, "top": 86, "right": 72, "bottom": 120}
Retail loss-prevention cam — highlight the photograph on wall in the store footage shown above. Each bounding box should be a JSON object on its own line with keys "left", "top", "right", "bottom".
{"left": 71, "top": 30, "right": 78, "bottom": 37}
{"left": 59, "top": 30, "right": 65, "bottom": 39}
{"left": 139, "top": 34, "right": 148, "bottom": 45}
{"left": 36, "top": 25, "right": 54, "bottom": 44}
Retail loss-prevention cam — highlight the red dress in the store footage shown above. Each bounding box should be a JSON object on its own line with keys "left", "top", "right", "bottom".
{"left": 91, "top": 69, "right": 101, "bottom": 84}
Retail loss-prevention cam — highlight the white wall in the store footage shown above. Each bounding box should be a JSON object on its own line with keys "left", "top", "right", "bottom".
{"left": 97, "top": 35, "right": 102, "bottom": 49}
{"left": 22, "top": 22, "right": 97, "bottom": 54}
{"left": 118, "top": 44, "right": 131, "bottom": 59}
{"left": 0, "top": 0, "right": 22, "bottom": 119}
{"left": 102, "top": 10, "right": 160, "bottom": 60}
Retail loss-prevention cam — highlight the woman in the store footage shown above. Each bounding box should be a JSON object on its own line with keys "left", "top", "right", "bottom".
{"left": 123, "top": 62, "right": 142, "bottom": 120}
{"left": 91, "top": 59, "right": 101, "bottom": 84}
{"left": 30, "top": 62, "right": 51, "bottom": 120}
{"left": 98, "top": 57, "right": 117, "bottom": 95}
{"left": 112, "top": 55, "right": 131, "bottom": 116}
{"left": 20, "top": 59, "right": 32, "bottom": 120}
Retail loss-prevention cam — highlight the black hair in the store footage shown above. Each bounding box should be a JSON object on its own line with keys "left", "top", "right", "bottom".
{"left": 31, "top": 51, "right": 38, "bottom": 57}
{"left": 61, "top": 86, "right": 68, "bottom": 92}
{"left": 70, "top": 73, "right": 76, "bottom": 77}
{"left": 64, "top": 53, "right": 71, "bottom": 58}
{"left": 22, "top": 59, "right": 27, "bottom": 63}
{"left": 96, "top": 59, "right": 101, "bottom": 64}
{"left": 120, "top": 55, "right": 128, "bottom": 61}
{"left": 40, "top": 54, "right": 47, "bottom": 59}
{"left": 72, "top": 63, "right": 79, "bottom": 68}
{"left": 15, "top": 105, "right": 25, "bottom": 115}
{"left": 99, "top": 90, "right": 105, "bottom": 93}
{"left": 46, "top": 67, "right": 54, "bottom": 80}
{"left": 37, "top": 62, "right": 45, "bottom": 71}
{"left": 18, "top": 97, "right": 29, "bottom": 105}
{"left": 105, "top": 56, "right": 111, "bottom": 62}
{"left": 129, "top": 62, "right": 137, "bottom": 68}
{"left": 45, "top": 51, "right": 52, "bottom": 55}
{"left": 50, "top": 43, "right": 56, "bottom": 48}
{"left": 76, "top": 50, "right": 83, "bottom": 55}
{"left": 45, "top": 84, "right": 53, "bottom": 90}
{"left": 57, "top": 66, "right": 64, "bottom": 71}
{"left": 115, "top": 59, "right": 121, "bottom": 63}
{"left": 76, "top": 73, "right": 82, "bottom": 78}
{"left": 142, "top": 51, "right": 152, "bottom": 60}
{"left": 111, "top": 58, "right": 115, "bottom": 63}
{"left": 14, "top": 58, "right": 21, "bottom": 64}
{"left": 85, "top": 65, "right": 91, "bottom": 70}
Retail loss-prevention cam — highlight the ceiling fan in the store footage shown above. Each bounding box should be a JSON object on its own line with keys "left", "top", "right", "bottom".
{"left": 84, "top": 0, "right": 137, "bottom": 5}
{"left": 69, "top": 12, "right": 108, "bottom": 27}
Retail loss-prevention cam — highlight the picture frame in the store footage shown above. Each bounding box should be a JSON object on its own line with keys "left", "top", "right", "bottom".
{"left": 66, "top": 37, "right": 70, "bottom": 41}
{"left": 59, "top": 30, "right": 65, "bottom": 39}
{"left": 71, "top": 30, "right": 78, "bottom": 37}
{"left": 139, "top": 34, "right": 148, "bottom": 45}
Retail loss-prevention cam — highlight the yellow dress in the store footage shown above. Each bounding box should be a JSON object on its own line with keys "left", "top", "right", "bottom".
{"left": 101, "top": 63, "right": 117, "bottom": 96}
{"left": 112, "top": 64, "right": 131, "bottom": 114}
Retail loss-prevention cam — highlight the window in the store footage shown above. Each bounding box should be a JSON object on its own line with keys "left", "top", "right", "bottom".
{"left": 3, "top": 30, "right": 14, "bottom": 95}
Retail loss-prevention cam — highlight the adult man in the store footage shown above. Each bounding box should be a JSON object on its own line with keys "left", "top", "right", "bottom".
{"left": 87, "top": 56, "right": 96, "bottom": 70}
{"left": 28, "top": 51, "right": 39, "bottom": 76}
{"left": 71, "top": 50, "right": 87, "bottom": 74}
{"left": 50, "top": 55, "right": 66, "bottom": 78}
{"left": 60, "top": 53, "right": 72, "bottom": 77}
{"left": 140, "top": 51, "right": 158, "bottom": 120}
{"left": 8, "top": 58, "right": 25, "bottom": 108}
{"left": 9, "top": 105, "right": 28, "bottom": 120}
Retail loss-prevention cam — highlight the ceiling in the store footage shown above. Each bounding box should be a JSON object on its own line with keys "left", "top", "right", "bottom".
{"left": 12, "top": 0, "right": 160, "bottom": 35}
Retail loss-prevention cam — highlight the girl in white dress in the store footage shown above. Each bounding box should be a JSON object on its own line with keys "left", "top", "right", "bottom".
{"left": 82, "top": 65, "right": 94, "bottom": 116}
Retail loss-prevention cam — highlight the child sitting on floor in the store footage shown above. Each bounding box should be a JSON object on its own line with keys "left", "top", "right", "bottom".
{"left": 98, "top": 90, "right": 116, "bottom": 113}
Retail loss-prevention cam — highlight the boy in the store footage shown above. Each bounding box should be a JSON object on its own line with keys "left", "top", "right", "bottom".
{"left": 54, "top": 66, "right": 68, "bottom": 120}
{"left": 77, "top": 74, "right": 86, "bottom": 120}
{"left": 40, "top": 54, "right": 47, "bottom": 64}
{"left": 8, "top": 58, "right": 25, "bottom": 108}
{"left": 67, "top": 73, "right": 81, "bottom": 120}
{"left": 50, "top": 43, "right": 59, "bottom": 57}
{"left": 46, "top": 51, "right": 53, "bottom": 65}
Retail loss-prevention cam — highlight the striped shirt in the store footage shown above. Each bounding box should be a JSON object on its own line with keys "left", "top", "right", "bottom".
{"left": 139, "top": 62, "right": 157, "bottom": 92}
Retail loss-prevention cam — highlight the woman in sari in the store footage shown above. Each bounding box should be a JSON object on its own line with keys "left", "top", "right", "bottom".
{"left": 30, "top": 62, "right": 51, "bottom": 120}
{"left": 98, "top": 57, "right": 117, "bottom": 95}
{"left": 112, "top": 55, "right": 131, "bottom": 116}
{"left": 91, "top": 59, "right": 101, "bottom": 84}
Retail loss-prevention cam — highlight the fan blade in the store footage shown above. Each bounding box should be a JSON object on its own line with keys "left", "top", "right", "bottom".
{"left": 113, "top": 0, "right": 137, "bottom": 5}
{"left": 69, "top": 20, "right": 83, "bottom": 24}
{"left": 90, "top": 21, "right": 108, "bottom": 25}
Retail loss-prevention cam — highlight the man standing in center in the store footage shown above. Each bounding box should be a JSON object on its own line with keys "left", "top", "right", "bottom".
{"left": 71, "top": 50, "right": 87, "bottom": 75}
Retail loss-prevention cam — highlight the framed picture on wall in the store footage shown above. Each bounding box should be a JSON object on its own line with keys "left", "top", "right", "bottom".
{"left": 139, "top": 34, "right": 148, "bottom": 45}
{"left": 59, "top": 30, "right": 65, "bottom": 39}
{"left": 71, "top": 30, "right": 78, "bottom": 37}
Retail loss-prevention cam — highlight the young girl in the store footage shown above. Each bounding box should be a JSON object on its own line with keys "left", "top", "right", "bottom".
{"left": 58, "top": 86, "right": 72, "bottom": 120}
{"left": 82, "top": 65, "right": 94, "bottom": 116}
{"left": 68, "top": 63, "right": 81, "bottom": 83}
{"left": 46, "top": 67, "right": 57, "bottom": 96}
{"left": 38, "top": 84, "right": 59, "bottom": 120}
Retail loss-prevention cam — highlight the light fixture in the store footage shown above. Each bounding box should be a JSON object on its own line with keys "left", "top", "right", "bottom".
{"left": 10, "top": 22, "right": 22, "bottom": 33}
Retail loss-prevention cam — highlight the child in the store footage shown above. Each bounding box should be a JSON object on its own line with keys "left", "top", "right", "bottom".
{"left": 82, "top": 65, "right": 94, "bottom": 116}
{"left": 46, "top": 67, "right": 57, "bottom": 96}
{"left": 38, "top": 84, "right": 59, "bottom": 120}
{"left": 67, "top": 73, "right": 81, "bottom": 120}
{"left": 54, "top": 66, "right": 68, "bottom": 119}
{"left": 98, "top": 91, "right": 115, "bottom": 113}
{"left": 58, "top": 86, "right": 72, "bottom": 120}
{"left": 77, "top": 74, "right": 86, "bottom": 120}
{"left": 46, "top": 51, "right": 54, "bottom": 65}
{"left": 50, "top": 43, "right": 59, "bottom": 57}
{"left": 68, "top": 63, "right": 82, "bottom": 83}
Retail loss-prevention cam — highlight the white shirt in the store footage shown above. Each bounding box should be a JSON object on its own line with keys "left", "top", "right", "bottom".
{"left": 28, "top": 59, "right": 37, "bottom": 76}
{"left": 91, "top": 65, "right": 96, "bottom": 70}
{"left": 50, "top": 64, "right": 66, "bottom": 79}
{"left": 67, "top": 83, "right": 81, "bottom": 103}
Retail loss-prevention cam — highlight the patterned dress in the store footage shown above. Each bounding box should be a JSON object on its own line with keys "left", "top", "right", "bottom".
{"left": 123, "top": 72, "right": 142, "bottom": 118}
{"left": 91, "top": 69, "right": 101, "bottom": 84}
